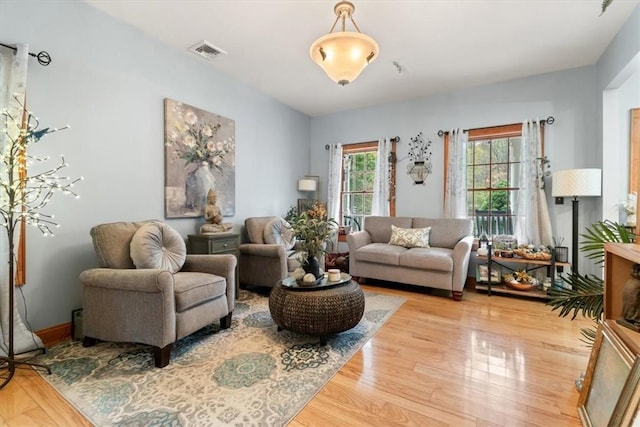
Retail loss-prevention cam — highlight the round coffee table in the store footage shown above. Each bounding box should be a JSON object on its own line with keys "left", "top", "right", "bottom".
{"left": 268, "top": 278, "right": 365, "bottom": 345}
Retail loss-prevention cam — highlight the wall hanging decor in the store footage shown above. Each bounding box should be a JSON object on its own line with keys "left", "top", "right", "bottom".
{"left": 407, "top": 132, "right": 432, "bottom": 185}
{"left": 164, "top": 99, "right": 235, "bottom": 218}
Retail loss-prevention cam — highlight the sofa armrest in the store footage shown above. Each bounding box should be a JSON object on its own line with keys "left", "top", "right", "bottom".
{"left": 79, "top": 268, "right": 176, "bottom": 348}
{"left": 239, "top": 243, "right": 286, "bottom": 258}
{"left": 452, "top": 235, "right": 474, "bottom": 292}
{"left": 347, "top": 230, "right": 371, "bottom": 251}
{"left": 80, "top": 268, "right": 174, "bottom": 293}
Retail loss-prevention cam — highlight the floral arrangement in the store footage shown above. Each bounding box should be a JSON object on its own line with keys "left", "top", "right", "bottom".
{"left": 165, "top": 103, "right": 234, "bottom": 171}
{"left": 622, "top": 192, "right": 637, "bottom": 227}
{"left": 289, "top": 210, "right": 337, "bottom": 260}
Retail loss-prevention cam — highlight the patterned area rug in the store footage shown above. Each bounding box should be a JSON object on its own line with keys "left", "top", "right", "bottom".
{"left": 35, "top": 288, "right": 405, "bottom": 426}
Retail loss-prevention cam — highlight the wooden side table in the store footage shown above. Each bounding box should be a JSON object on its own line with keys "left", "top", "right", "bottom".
{"left": 187, "top": 232, "right": 240, "bottom": 298}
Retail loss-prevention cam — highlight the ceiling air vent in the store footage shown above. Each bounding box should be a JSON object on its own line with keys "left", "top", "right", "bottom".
{"left": 188, "top": 40, "right": 227, "bottom": 61}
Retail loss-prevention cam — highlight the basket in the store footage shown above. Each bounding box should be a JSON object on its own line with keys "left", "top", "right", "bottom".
{"left": 506, "top": 280, "right": 536, "bottom": 291}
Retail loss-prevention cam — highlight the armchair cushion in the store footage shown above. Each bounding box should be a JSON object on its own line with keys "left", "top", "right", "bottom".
{"left": 173, "top": 272, "right": 227, "bottom": 312}
{"left": 263, "top": 217, "right": 296, "bottom": 250}
{"left": 130, "top": 222, "right": 186, "bottom": 273}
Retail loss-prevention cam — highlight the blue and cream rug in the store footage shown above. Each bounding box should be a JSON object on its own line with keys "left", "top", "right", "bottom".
{"left": 35, "top": 288, "right": 405, "bottom": 426}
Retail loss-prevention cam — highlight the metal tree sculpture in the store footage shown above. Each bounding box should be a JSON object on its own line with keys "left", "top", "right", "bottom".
{"left": 0, "top": 105, "right": 81, "bottom": 389}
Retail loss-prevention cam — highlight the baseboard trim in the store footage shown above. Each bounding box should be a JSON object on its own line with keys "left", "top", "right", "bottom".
{"left": 37, "top": 322, "right": 72, "bottom": 347}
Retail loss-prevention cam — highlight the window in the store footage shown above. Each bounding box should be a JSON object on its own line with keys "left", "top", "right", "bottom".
{"left": 339, "top": 141, "right": 396, "bottom": 229}
{"left": 446, "top": 123, "right": 544, "bottom": 237}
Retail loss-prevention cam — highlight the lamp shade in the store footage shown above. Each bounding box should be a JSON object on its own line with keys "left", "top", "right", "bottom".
{"left": 552, "top": 168, "right": 602, "bottom": 197}
{"left": 310, "top": 32, "right": 379, "bottom": 86}
{"left": 298, "top": 178, "right": 317, "bottom": 192}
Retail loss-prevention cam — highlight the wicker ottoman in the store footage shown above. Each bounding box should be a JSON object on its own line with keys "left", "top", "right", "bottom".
{"left": 268, "top": 280, "right": 365, "bottom": 345}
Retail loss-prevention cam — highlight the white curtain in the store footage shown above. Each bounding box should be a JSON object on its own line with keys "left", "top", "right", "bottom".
{"left": 371, "top": 138, "right": 391, "bottom": 216}
{"left": 0, "top": 43, "right": 44, "bottom": 356}
{"left": 443, "top": 129, "right": 468, "bottom": 218}
{"left": 514, "top": 120, "right": 553, "bottom": 246}
{"left": 326, "top": 144, "right": 342, "bottom": 223}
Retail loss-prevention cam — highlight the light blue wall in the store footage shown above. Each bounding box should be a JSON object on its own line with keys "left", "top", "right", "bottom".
{"left": 0, "top": 0, "right": 311, "bottom": 330}
{"left": 1, "top": 0, "right": 638, "bottom": 331}
{"left": 311, "top": 66, "right": 600, "bottom": 274}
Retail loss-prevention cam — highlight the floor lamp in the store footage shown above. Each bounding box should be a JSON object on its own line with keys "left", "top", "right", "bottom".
{"left": 551, "top": 168, "right": 602, "bottom": 274}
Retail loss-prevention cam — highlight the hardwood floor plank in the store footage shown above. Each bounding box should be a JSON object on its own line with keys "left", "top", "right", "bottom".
{"left": 0, "top": 283, "right": 589, "bottom": 426}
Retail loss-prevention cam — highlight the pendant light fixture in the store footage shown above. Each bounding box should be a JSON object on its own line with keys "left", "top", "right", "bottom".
{"left": 309, "top": 1, "right": 379, "bottom": 86}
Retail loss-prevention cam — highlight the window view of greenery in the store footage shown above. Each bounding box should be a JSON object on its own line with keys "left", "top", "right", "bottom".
{"left": 341, "top": 149, "right": 377, "bottom": 230}
{"left": 467, "top": 136, "right": 521, "bottom": 236}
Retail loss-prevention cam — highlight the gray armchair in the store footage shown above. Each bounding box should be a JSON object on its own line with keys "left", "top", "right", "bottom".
{"left": 79, "top": 220, "right": 235, "bottom": 368}
{"left": 239, "top": 217, "right": 302, "bottom": 288}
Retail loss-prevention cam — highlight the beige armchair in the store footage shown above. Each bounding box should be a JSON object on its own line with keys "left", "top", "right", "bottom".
{"left": 79, "top": 220, "right": 235, "bottom": 368}
{"left": 239, "top": 217, "right": 302, "bottom": 288}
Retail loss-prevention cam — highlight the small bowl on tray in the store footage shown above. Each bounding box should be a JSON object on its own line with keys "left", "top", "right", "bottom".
{"left": 505, "top": 280, "right": 536, "bottom": 291}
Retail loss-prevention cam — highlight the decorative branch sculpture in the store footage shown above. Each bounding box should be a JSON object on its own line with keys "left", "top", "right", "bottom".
{"left": 0, "top": 103, "right": 81, "bottom": 389}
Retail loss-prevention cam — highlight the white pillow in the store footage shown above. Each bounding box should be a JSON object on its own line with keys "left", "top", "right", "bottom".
{"left": 263, "top": 217, "right": 296, "bottom": 250}
{"left": 388, "top": 225, "right": 431, "bottom": 248}
{"left": 130, "top": 222, "right": 186, "bottom": 273}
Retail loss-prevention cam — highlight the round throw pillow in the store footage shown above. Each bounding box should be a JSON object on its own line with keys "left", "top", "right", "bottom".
{"left": 130, "top": 222, "right": 186, "bottom": 273}
{"left": 263, "top": 217, "right": 296, "bottom": 250}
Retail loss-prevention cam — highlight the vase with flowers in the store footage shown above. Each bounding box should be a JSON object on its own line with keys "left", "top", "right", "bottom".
{"left": 289, "top": 202, "right": 338, "bottom": 279}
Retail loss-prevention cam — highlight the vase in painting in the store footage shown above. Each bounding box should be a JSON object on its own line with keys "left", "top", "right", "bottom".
{"left": 185, "top": 161, "right": 215, "bottom": 212}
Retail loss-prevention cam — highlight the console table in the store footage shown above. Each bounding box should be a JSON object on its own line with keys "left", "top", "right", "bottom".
{"left": 475, "top": 244, "right": 570, "bottom": 299}
{"left": 187, "top": 232, "right": 240, "bottom": 298}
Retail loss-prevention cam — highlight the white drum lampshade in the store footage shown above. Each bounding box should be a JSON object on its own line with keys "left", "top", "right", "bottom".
{"left": 552, "top": 169, "right": 602, "bottom": 198}
{"left": 298, "top": 178, "right": 317, "bottom": 192}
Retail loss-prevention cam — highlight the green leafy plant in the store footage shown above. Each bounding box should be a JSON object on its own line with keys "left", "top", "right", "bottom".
{"left": 289, "top": 211, "right": 338, "bottom": 261}
{"left": 546, "top": 220, "right": 634, "bottom": 344}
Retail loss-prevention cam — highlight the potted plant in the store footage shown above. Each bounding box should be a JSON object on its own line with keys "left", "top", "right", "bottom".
{"left": 546, "top": 220, "right": 634, "bottom": 344}
{"left": 289, "top": 203, "right": 338, "bottom": 279}
{"left": 552, "top": 236, "right": 569, "bottom": 263}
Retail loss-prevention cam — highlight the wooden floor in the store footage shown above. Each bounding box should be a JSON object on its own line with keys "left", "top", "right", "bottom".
{"left": 0, "top": 283, "right": 591, "bottom": 426}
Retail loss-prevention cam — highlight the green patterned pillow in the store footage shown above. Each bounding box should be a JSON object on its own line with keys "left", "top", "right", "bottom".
{"left": 388, "top": 225, "right": 431, "bottom": 248}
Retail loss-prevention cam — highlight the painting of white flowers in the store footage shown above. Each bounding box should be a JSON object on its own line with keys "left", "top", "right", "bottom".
{"left": 164, "top": 98, "right": 235, "bottom": 218}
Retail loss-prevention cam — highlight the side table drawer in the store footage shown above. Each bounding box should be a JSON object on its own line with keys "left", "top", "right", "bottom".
{"left": 209, "top": 238, "right": 239, "bottom": 253}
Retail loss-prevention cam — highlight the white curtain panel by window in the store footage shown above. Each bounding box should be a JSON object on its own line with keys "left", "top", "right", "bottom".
{"left": 327, "top": 144, "right": 342, "bottom": 223}
{"left": 371, "top": 138, "right": 391, "bottom": 216}
{"left": 443, "top": 129, "right": 468, "bottom": 218}
{"left": 0, "top": 43, "right": 44, "bottom": 356}
{"left": 514, "top": 120, "right": 553, "bottom": 246}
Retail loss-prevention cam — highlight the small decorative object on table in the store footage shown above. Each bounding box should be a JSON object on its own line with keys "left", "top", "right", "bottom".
{"left": 503, "top": 270, "right": 536, "bottom": 291}
{"left": 617, "top": 263, "right": 640, "bottom": 332}
{"left": 513, "top": 244, "right": 552, "bottom": 261}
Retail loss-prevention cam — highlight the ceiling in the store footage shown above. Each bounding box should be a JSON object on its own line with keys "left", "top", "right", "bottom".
{"left": 84, "top": 0, "right": 639, "bottom": 117}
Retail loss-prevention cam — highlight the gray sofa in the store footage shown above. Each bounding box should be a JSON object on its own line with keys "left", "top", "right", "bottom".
{"left": 347, "top": 216, "right": 474, "bottom": 300}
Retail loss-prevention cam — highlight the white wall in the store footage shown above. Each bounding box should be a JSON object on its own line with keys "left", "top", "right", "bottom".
{"left": 311, "top": 66, "right": 600, "bottom": 275}
{"left": 598, "top": 4, "right": 640, "bottom": 224}
{"left": 0, "top": 0, "right": 311, "bottom": 330}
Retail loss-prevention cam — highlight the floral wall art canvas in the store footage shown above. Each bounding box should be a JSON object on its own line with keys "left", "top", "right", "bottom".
{"left": 164, "top": 99, "right": 235, "bottom": 218}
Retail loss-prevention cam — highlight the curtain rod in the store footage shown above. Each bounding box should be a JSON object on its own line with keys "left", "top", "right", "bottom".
{"left": 0, "top": 42, "right": 51, "bottom": 66}
{"left": 325, "top": 136, "right": 399, "bottom": 150}
{"left": 437, "top": 116, "right": 555, "bottom": 137}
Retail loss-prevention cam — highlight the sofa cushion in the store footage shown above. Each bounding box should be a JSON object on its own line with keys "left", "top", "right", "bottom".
{"left": 399, "top": 247, "right": 453, "bottom": 272}
{"left": 364, "top": 216, "right": 413, "bottom": 243}
{"left": 353, "top": 243, "right": 406, "bottom": 266}
{"left": 412, "top": 218, "right": 473, "bottom": 249}
{"left": 130, "top": 222, "right": 186, "bottom": 273}
{"left": 90, "top": 220, "right": 155, "bottom": 269}
{"left": 388, "top": 225, "right": 431, "bottom": 248}
{"left": 173, "top": 271, "right": 226, "bottom": 312}
{"left": 245, "top": 216, "right": 277, "bottom": 244}
{"left": 263, "top": 217, "right": 296, "bottom": 250}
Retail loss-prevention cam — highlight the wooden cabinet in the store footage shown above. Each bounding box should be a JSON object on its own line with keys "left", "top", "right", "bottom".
{"left": 188, "top": 232, "right": 240, "bottom": 298}
{"left": 604, "top": 243, "right": 640, "bottom": 355}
